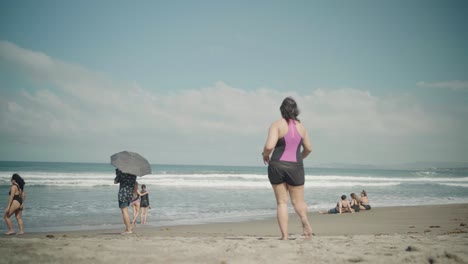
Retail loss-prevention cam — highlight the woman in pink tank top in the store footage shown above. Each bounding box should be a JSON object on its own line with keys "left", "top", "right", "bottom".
{"left": 262, "top": 97, "right": 314, "bottom": 240}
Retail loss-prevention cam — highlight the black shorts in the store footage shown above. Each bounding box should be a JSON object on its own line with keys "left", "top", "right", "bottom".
{"left": 140, "top": 201, "right": 149, "bottom": 208}
{"left": 268, "top": 161, "right": 305, "bottom": 186}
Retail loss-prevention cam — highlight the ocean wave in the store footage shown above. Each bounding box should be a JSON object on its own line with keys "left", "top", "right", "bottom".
{"left": 437, "top": 183, "right": 468, "bottom": 188}
{"left": 306, "top": 175, "right": 468, "bottom": 182}
{"left": 306, "top": 182, "right": 401, "bottom": 188}
{"left": 412, "top": 171, "right": 439, "bottom": 176}
{"left": 1, "top": 171, "right": 466, "bottom": 187}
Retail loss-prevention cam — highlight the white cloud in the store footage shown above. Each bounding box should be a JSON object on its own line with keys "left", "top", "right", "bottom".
{"left": 416, "top": 80, "right": 468, "bottom": 91}
{"left": 0, "top": 41, "right": 464, "bottom": 164}
{"left": 300, "top": 88, "right": 434, "bottom": 136}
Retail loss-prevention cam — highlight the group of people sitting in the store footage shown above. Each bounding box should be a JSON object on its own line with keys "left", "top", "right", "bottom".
{"left": 321, "top": 190, "right": 371, "bottom": 214}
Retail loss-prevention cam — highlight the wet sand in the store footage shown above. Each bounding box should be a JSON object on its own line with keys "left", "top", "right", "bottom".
{"left": 1, "top": 204, "right": 467, "bottom": 263}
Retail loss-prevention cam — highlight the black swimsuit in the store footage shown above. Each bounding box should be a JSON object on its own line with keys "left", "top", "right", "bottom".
{"left": 9, "top": 185, "right": 23, "bottom": 205}
{"left": 140, "top": 193, "right": 150, "bottom": 208}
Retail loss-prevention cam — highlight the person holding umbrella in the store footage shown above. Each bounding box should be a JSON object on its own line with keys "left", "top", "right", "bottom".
{"left": 114, "top": 169, "right": 136, "bottom": 234}
{"left": 111, "top": 151, "right": 152, "bottom": 234}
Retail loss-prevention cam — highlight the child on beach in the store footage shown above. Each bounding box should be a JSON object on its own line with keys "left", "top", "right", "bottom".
{"left": 139, "top": 184, "right": 151, "bottom": 225}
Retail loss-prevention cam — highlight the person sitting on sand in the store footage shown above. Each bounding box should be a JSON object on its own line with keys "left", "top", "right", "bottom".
{"left": 4, "top": 173, "right": 26, "bottom": 235}
{"left": 350, "top": 193, "right": 360, "bottom": 212}
{"left": 321, "top": 195, "right": 353, "bottom": 214}
{"left": 359, "top": 190, "right": 371, "bottom": 210}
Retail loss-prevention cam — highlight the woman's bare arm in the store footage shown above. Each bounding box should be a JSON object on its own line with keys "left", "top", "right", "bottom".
{"left": 5, "top": 186, "right": 15, "bottom": 213}
{"left": 263, "top": 123, "right": 279, "bottom": 156}
{"left": 20, "top": 191, "right": 25, "bottom": 209}
{"left": 136, "top": 190, "right": 147, "bottom": 196}
{"left": 301, "top": 129, "right": 313, "bottom": 159}
{"left": 262, "top": 123, "right": 279, "bottom": 164}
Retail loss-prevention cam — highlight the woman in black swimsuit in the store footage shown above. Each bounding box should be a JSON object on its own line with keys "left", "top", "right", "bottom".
{"left": 4, "top": 173, "right": 26, "bottom": 235}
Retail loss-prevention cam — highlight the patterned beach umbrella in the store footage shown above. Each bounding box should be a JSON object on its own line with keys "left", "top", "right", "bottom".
{"left": 110, "top": 151, "right": 152, "bottom": 177}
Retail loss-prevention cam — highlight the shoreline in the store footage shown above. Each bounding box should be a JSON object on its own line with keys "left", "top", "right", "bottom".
{"left": 10, "top": 203, "right": 468, "bottom": 238}
{"left": 1, "top": 203, "right": 467, "bottom": 263}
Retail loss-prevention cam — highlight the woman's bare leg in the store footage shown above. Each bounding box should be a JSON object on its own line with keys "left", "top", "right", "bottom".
{"left": 138, "top": 207, "right": 144, "bottom": 225}
{"left": 4, "top": 202, "right": 20, "bottom": 235}
{"left": 289, "top": 185, "right": 313, "bottom": 238}
{"left": 3, "top": 201, "right": 20, "bottom": 235}
{"left": 132, "top": 204, "right": 137, "bottom": 220}
{"left": 3, "top": 213, "right": 14, "bottom": 234}
{"left": 144, "top": 208, "right": 149, "bottom": 224}
{"left": 132, "top": 205, "right": 140, "bottom": 227}
{"left": 120, "top": 207, "right": 132, "bottom": 234}
{"left": 131, "top": 204, "right": 137, "bottom": 226}
{"left": 15, "top": 210, "right": 24, "bottom": 234}
{"left": 271, "top": 183, "right": 289, "bottom": 240}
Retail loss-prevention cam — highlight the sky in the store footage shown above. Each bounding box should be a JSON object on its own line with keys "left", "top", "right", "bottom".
{"left": 0, "top": 0, "right": 467, "bottom": 167}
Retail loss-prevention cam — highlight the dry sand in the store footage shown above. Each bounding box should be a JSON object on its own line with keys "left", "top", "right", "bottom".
{"left": 1, "top": 204, "right": 468, "bottom": 263}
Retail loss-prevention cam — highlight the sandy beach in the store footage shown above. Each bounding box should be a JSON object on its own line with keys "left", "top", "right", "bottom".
{"left": 1, "top": 204, "right": 468, "bottom": 263}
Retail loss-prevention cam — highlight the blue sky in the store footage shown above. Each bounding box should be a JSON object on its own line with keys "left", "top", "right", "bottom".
{"left": 1, "top": 1, "right": 467, "bottom": 167}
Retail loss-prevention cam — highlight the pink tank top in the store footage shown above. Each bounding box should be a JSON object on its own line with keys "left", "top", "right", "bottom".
{"left": 279, "top": 120, "right": 302, "bottom": 162}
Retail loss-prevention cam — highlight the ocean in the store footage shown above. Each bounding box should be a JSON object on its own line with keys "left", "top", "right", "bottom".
{"left": 1, "top": 161, "right": 467, "bottom": 233}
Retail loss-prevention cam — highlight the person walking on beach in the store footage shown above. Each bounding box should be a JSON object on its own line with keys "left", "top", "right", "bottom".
{"left": 138, "top": 184, "right": 151, "bottom": 225}
{"left": 114, "top": 169, "right": 136, "bottom": 234}
{"left": 262, "top": 97, "right": 314, "bottom": 240}
{"left": 4, "top": 173, "right": 26, "bottom": 235}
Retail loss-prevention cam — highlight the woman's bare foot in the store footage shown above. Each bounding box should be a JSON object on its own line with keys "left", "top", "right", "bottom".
{"left": 5, "top": 231, "right": 15, "bottom": 235}
{"left": 302, "top": 224, "right": 314, "bottom": 239}
{"left": 18, "top": 232, "right": 24, "bottom": 235}
{"left": 121, "top": 231, "right": 133, "bottom": 235}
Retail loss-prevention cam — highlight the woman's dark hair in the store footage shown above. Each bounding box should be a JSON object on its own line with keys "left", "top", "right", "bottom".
{"left": 142, "top": 184, "right": 146, "bottom": 189}
{"left": 341, "top": 195, "right": 347, "bottom": 200}
{"left": 280, "top": 97, "right": 300, "bottom": 123}
{"left": 11, "top": 173, "right": 25, "bottom": 191}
